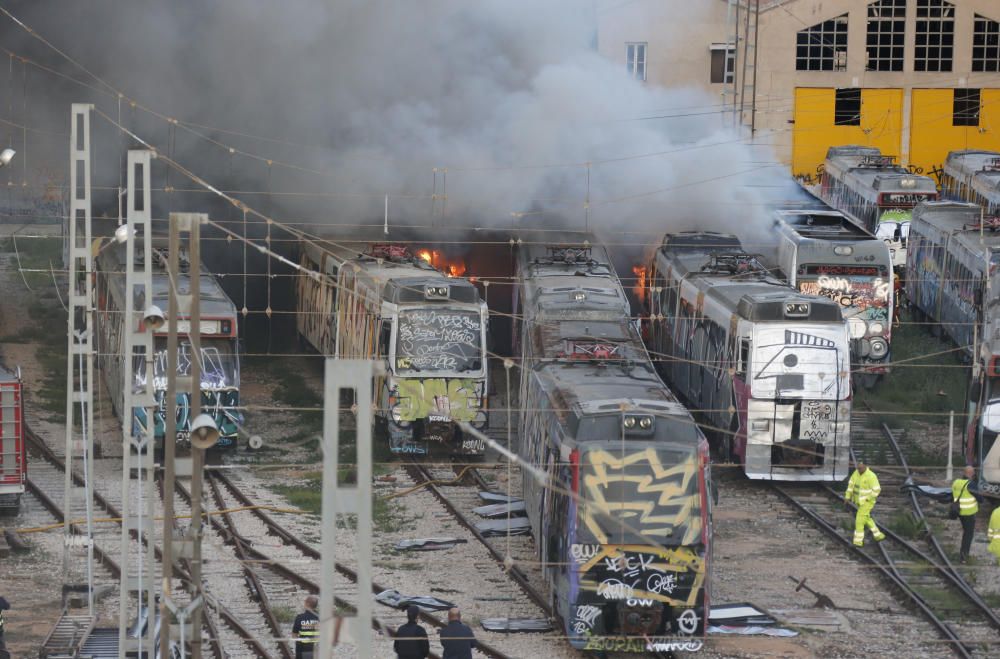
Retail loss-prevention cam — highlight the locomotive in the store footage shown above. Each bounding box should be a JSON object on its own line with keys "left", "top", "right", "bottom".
{"left": 514, "top": 241, "right": 711, "bottom": 653}
{"left": 297, "top": 242, "right": 489, "bottom": 456}
{"left": 643, "top": 232, "right": 852, "bottom": 481}
{"left": 940, "top": 149, "right": 1000, "bottom": 215}
{"left": 94, "top": 238, "right": 242, "bottom": 448}
{"left": 770, "top": 209, "right": 894, "bottom": 387}
{"left": 817, "top": 145, "right": 938, "bottom": 270}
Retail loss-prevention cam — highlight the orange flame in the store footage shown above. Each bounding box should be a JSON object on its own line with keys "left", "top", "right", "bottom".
{"left": 416, "top": 248, "right": 467, "bottom": 278}
{"left": 633, "top": 265, "right": 647, "bottom": 302}
{"left": 417, "top": 249, "right": 433, "bottom": 263}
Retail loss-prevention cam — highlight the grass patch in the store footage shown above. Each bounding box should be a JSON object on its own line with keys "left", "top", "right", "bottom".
{"left": 272, "top": 604, "right": 296, "bottom": 624}
{"left": 854, "top": 308, "right": 969, "bottom": 429}
{"left": 912, "top": 583, "right": 973, "bottom": 613}
{"left": 886, "top": 510, "right": 927, "bottom": 540}
{"left": 243, "top": 356, "right": 324, "bottom": 431}
{"left": 272, "top": 468, "right": 409, "bottom": 533}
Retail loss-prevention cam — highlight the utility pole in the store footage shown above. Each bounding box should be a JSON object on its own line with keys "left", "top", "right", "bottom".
{"left": 160, "top": 212, "right": 217, "bottom": 658}
{"left": 118, "top": 149, "right": 160, "bottom": 658}
{"left": 320, "top": 359, "right": 375, "bottom": 658}
{"left": 64, "top": 102, "right": 96, "bottom": 615}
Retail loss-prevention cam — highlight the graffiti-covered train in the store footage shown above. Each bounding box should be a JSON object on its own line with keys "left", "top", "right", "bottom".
{"left": 514, "top": 241, "right": 711, "bottom": 654}
{"left": 94, "top": 239, "right": 242, "bottom": 448}
{"left": 770, "top": 209, "right": 894, "bottom": 387}
{"left": 297, "top": 242, "right": 488, "bottom": 456}
{"left": 941, "top": 149, "right": 1000, "bottom": 214}
{"left": 642, "top": 232, "right": 852, "bottom": 481}
{"left": 817, "top": 145, "right": 939, "bottom": 270}
{"left": 905, "top": 201, "right": 1000, "bottom": 496}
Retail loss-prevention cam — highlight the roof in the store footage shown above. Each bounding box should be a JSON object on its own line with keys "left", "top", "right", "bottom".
{"left": 944, "top": 150, "right": 1000, "bottom": 202}
{"left": 774, "top": 210, "right": 877, "bottom": 240}
{"left": 0, "top": 363, "right": 18, "bottom": 383}
{"left": 912, "top": 201, "right": 1000, "bottom": 258}
{"left": 517, "top": 240, "right": 629, "bottom": 322}
{"left": 824, "top": 145, "right": 937, "bottom": 198}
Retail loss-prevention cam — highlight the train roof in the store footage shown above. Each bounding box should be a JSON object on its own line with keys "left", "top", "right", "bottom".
{"left": 533, "top": 360, "right": 699, "bottom": 444}
{"left": 912, "top": 201, "right": 1000, "bottom": 256}
{"left": 773, "top": 209, "right": 878, "bottom": 241}
{"left": 657, "top": 232, "right": 845, "bottom": 322}
{"left": 302, "top": 240, "right": 482, "bottom": 306}
{"left": 823, "top": 145, "right": 937, "bottom": 197}
{"left": 517, "top": 241, "right": 628, "bottom": 319}
{"left": 96, "top": 239, "right": 237, "bottom": 319}
{"left": 944, "top": 150, "right": 1000, "bottom": 202}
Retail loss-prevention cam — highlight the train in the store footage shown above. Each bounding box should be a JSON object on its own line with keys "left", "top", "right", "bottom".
{"left": 513, "top": 241, "right": 712, "bottom": 653}
{"left": 0, "top": 364, "right": 25, "bottom": 511}
{"left": 94, "top": 238, "right": 242, "bottom": 449}
{"left": 296, "top": 242, "right": 489, "bottom": 456}
{"left": 642, "top": 232, "right": 852, "bottom": 481}
{"left": 940, "top": 149, "right": 1000, "bottom": 215}
{"left": 904, "top": 201, "right": 1000, "bottom": 495}
{"left": 816, "top": 145, "right": 939, "bottom": 270}
{"left": 770, "top": 209, "right": 894, "bottom": 386}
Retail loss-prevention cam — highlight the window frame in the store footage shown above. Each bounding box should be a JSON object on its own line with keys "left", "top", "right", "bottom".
{"left": 973, "top": 14, "right": 1000, "bottom": 73}
{"left": 710, "top": 43, "right": 736, "bottom": 84}
{"left": 834, "top": 88, "right": 862, "bottom": 126}
{"left": 953, "top": 88, "right": 981, "bottom": 127}
{"left": 626, "top": 42, "right": 647, "bottom": 81}
{"left": 914, "top": 0, "right": 955, "bottom": 72}
{"left": 796, "top": 14, "right": 849, "bottom": 72}
{"left": 866, "top": 0, "right": 906, "bottom": 72}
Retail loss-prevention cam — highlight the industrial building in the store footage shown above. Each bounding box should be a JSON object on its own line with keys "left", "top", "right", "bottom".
{"left": 598, "top": 0, "right": 1000, "bottom": 178}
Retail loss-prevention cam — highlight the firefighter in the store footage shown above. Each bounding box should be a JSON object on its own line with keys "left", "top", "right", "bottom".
{"left": 952, "top": 465, "right": 982, "bottom": 563}
{"left": 844, "top": 460, "right": 885, "bottom": 547}
{"left": 989, "top": 505, "right": 1000, "bottom": 566}
{"left": 292, "top": 595, "right": 319, "bottom": 659}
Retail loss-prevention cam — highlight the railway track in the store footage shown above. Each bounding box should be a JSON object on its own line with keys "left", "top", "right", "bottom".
{"left": 405, "top": 461, "right": 552, "bottom": 616}
{"left": 204, "top": 467, "right": 519, "bottom": 659}
{"left": 772, "top": 420, "right": 1000, "bottom": 657}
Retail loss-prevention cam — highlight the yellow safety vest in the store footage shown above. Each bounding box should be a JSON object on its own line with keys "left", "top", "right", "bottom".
{"left": 988, "top": 508, "right": 1000, "bottom": 543}
{"left": 951, "top": 478, "right": 979, "bottom": 516}
{"left": 846, "top": 469, "right": 881, "bottom": 505}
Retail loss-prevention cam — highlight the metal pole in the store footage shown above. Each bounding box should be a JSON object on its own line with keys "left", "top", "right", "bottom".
{"left": 948, "top": 410, "right": 955, "bottom": 481}
{"left": 187, "top": 216, "right": 204, "bottom": 659}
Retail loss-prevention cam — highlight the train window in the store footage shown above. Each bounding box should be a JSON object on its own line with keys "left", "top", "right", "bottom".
{"left": 953, "top": 89, "right": 981, "bottom": 127}
{"left": 737, "top": 338, "right": 749, "bottom": 376}
{"left": 834, "top": 88, "right": 861, "bottom": 126}
{"left": 378, "top": 321, "right": 391, "bottom": 357}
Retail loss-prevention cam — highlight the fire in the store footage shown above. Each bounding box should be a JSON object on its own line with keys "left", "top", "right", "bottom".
{"left": 633, "top": 265, "right": 648, "bottom": 302}
{"left": 416, "top": 247, "right": 467, "bottom": 278}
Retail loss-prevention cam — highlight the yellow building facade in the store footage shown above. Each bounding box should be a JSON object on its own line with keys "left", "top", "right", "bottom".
{"left": 598, "top": 0, "right": 1000, "bottom": 179}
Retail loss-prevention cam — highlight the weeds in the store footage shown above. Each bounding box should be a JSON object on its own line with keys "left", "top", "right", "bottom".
{"left": 886, "top": 510, "right": 926, "bottom": 540}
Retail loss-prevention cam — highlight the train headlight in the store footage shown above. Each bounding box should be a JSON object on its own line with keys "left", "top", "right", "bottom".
{"left": 624, "top": 416, "right": 636, "bottom": 429}
{"left": 869, "top": 337, "right": 889, "bottom": 359}
{"left": 390, "top": 406, "right": 411, "bottom": 428}
{"left": 868, "top": 321, "right": 885, "bottom": 336}
{"left": 472, "top": 410, "right": 488, "bottom": 429}
{"left": 784, "top": 302, "right": 810, "bottom": 317}
{"left": 900, "top": 178, "right": 917, "bottom": 189}
{"left": 639, "top": 416, "right": 653, "bottom": 429}
{"left": 572, "top": 291, "right": 587, "bottom": 302}
{"left": 833, "top": 245, "right": 853, "bottom": 256}
{"left": 848, "top": 317, "right": 867, "bottom": 339}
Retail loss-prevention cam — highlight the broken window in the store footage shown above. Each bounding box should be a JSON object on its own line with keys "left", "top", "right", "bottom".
{"left": 796, "top": 14, "right": 848, "bottom": 71}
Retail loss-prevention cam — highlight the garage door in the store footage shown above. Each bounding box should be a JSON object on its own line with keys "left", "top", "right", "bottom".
{"left": 909, "top": 89, "right": 1000, "bottom": 177}
{"left": 792, "top": 88, "right": 903, "bottom": 180}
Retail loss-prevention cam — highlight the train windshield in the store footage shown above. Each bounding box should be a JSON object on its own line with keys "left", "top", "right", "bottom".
{"left": 796, "top": 265, "right": 891, "bottom": 326}
{"left": 750, "top": 326, "right": 849, "bottom": 400}
{"left": 141, "top": 339, "right": 240, "bottom": 392}
{"left": 576, "top": 445, "right": 703, "bottom": 547}
{"left": 395, "top": 308, "right": 484, "bottom": 374}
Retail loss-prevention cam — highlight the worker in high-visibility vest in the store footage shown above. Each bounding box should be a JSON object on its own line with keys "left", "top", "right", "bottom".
{"left": 989, "top": 505, "right": 1000, "bottom": 566}
{"left": 952, "top": 465, "right": 983, "bottom": 563}
{"left": 844, "top": 460, "right": 886, "bottom": 547}
{"left": 292, "top": 595, "right": 319, "bottom": 659}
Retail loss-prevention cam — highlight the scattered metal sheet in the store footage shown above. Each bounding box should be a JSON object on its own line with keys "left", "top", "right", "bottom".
{"left": 708, "top": 603, "right": 775, "bottom": 626}
{"left": 474, "top": 517, "right": 531, "bottom": 537}
{"left": 708, "top": 625, "right": 798, "bottom": 637}
{"left": 480, "top": 618, "right": 553, "bottom": 633}
{"left": 394, "top": 537, "right": 468, "bottom": 551}
{"left": 771, "top": 608, "right": 850, "bottom": 632}
{"left": 478, "top": 490, "right": 521, "bottom": 503}
{"left": 375, "top": 589, "right": 455, "bottom": 612}
{"left": 472, "top": 500, "right": 527, "bottom": 518}
{"left": 900, "top": 478, "right": 952, "bottom": 503}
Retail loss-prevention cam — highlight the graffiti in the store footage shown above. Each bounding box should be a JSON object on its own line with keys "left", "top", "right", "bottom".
{"left": 572, "top": 604, "right": 602, "bottom": 635}
{"left": 461, "top": 438, "right": 485, "bottom": 453}
{"left": 583, "top": 636, "right": 703, "bottom": 653}
{"left": 134, "top": 389, "right": 240, "bottom": 446}
{"left": 676, "top": 608, "right": 699, "bottom": 634}
{"left": 579, "top": 447, "right": 702, "bottom": 545}
{"left": 570, "top": 543, "right": 600, "bottom": 564}
{"left": 391, "top": 378, "right": 485, "bottom": 423}
{"left": 752, "top": 327, "right": 848, "bottom": 399}
{"left": 646, "top": 572, "right": 677, "bottom": 595}
{"left": 396, "top": 310, "right": 482, "bottom": 373}
{"left": 579, "top": 545, "right": 705, "bottom": 608}
{"left": 798, "top": 277, "right": 890, "bottom": 322}
{"left": 596, "top": 579, "right": 634, "bottom": 601}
